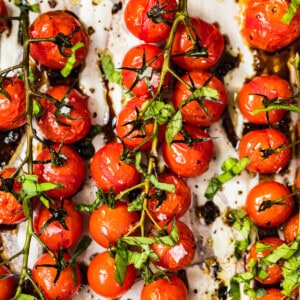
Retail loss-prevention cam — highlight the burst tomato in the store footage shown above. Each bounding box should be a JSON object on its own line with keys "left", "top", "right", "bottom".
{"left": 256, "top": 289, "right": 284, "bottom": 300}
{"left": 0, "top": 77, "right": 26, "bottom": 131}
{"left": 171, "top": 17, "right": 224, "bottom": 71}
{"left": 87, "top": 251, "right": 136, "bottom": 299}
{"left": 33, "top": 144, "right": 86, "bottom": 198}
{"left": 29, "top": 10, "right": 89, "bottom": 70}
{"left": 0, "top": 0, "right": 8, "bottom": 33}
{"left": 0, "top": 265, "right": 15, "bottom": 300}
{"left": 124, "top": 0, "right": 177, "bottom": 43}
{"left": 90, "top": 142, "right": 140, "bottom": 194}
{"left": 37, "top": 85, "right": 91, "bottom": 144}
{"left": 89, "top": 200, "right": 139, "bottom": 248}
{"left": 240, "top": 0, "right": 300, "bottom": 52}
{"left": 238, "top": 128, "right": 290, "bottom": 174}
{"left": 283, "top": 212, "right": 299, "bottom": 243}
{"left": 238, "top": 75, "right": 292, "bottom": 124}
{"left": 173, "top": 71, "right": 228, "bottom": 127}
{"left": 162, "top": 125, "right": 214, "bottom": 178}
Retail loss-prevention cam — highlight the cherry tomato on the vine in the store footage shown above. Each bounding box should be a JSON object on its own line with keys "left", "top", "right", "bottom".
{"left": 124, "top": 0, "right": 177, "bottom": 43}
{"left": 0, "top": 265, "right": 15, "bottom": 300}
{"left": 171, "top": 17, "right": 224, "bottom": 71}
{"left": 90, "top": 142, "right": 140, "bottom": 194}
{"left": 32, "top": 252, "right": 81, "bottom": 300}
{"left": 0, "top": 0, "right": 8, "bottom": 34}
{"left": 37, "top": 85, "right": 91, "bottom": 144}
{"left": 141, "top": 274, "right": 188, "bottom": 300}
{"left": 87, "top": 251, "right": 136, "bottom": 299}
{"left": 256, "top": 289, "right": 284, "bottom": 300}
{"left": 89, "top": 200, "right": 139, "bottom": 248}
{"left": 0, "top": 77, "right": 26, "bottom": 131}
{"left": 29, "top": 11, "right": 89, "bottom": 70}
{"left": 238, "top": 75, "right": 291, "bottom": 124}
{"left": 33, "top": 144, "right": 86, "bottom": 198}
{"left": 173, "top": 71, "right": 228, "bottom": 127}
{"left": 283, "top": 212, "right": 299, "bottom": 243}
{"left": 238, "top": 128, "right": 290, "bottom": 174}
{"left": 245, "top": 181, "right": 293, "bottom": 228}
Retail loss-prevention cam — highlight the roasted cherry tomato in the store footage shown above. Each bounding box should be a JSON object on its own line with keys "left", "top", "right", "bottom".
{"left": 37, "top": 85, "right": 91, "bottom": 144}
{"left": 151, "top": 220, "right": 196, "bottom": 271}
{"left": 147, "top": 173, "right": 191, "bottom": 222}
{"left": 0, "top": 77, "right": 26, "bottom": 131}
{"left": 238, "top": 75, "right": 291, "bottom": 124}
{"left": 240, "top": 0, "right": 300, "bottom": 52}
{"left": 296, "top": 167, "right": 300, "bottom": 189}
{"left": 162, "top": 125, "right": 214, "bottom": 178}
{"left": 90, "top": 142, "right": 140, "bottom": 194}
{"left": 247, "top": 237, "right": 284, "bottom": 285}
{"left": 89, "top": 200, "right": 139, "bottom": 248}
{"left": 32, "top": 252, "right": 81, "bottom": 300}
{"left": 0, "top": 265, "right": 15, "bottom": 300}
{"left": 283, "top": 212, "right": 299, "bottom": 243}
{"left": 29, "top": 11, "right": 89, "bottom": 70}
{"left": 245, "top": 181, "right": 293, "bottom": 227}
{"left": 0, "top": 0, "right": 8, "bottom": 33}
{"left": 124, "top": 0, "right": 177, "bottom": 43}
{"left": 34, "top": 199, "right": 83, "bottom": 250}
{"left": 87, "top": 251, "right": 136, "bottom": 299}
{"left": 141, "top": 274, "right": 188, "bottom": 300}
{"left": 121, "top": 44, "right": 165, "bottom": 99}
{"left": 171, "top": 17, "right": 224, "bottom": 71}
{"left": 173, "top": 71, "right": 228, "bottom": 127}
{"left": 33, "top": 144, "right": 86, "bottom": 198}
{"left": 238, "top": 128, "right": 290, "bottom": 174}
{"left": 0, "top": 168, "right": 25, "bottom": 225}
{"left": 256, "top": 289, "right": 284, "bottom": 300}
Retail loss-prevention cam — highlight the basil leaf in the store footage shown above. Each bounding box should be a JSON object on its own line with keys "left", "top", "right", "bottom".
{"left": 114, "top": 245, "right": 129, "bottom": 285}
{"left": 61, "top": 42, "right": 84, "bottom": 78}
{"left": 165, "top": 110, "right": 182, "bottom": 146}
{"left": 32, "top": 99, "right": 45, "bottom": 118}
{"left": 16, "top": 294, "right": 36, "bottom": 300}
{"left": 282, "top": 0, "right": 300, "bottom": 24}
{"left": 143, "top": 100, "right": 175, "bottom": 125}
{"left": 101, "top": 52, "right": 123, "bottom": 85}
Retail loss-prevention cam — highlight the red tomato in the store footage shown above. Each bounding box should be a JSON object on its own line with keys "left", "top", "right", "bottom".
{"left": 37, "top": 85, "right": 91, "bottom": 144}
{"left": 141, "top": 274, "right": 188, "bottom": 300}
{"left": 147, "top": 173, "right": 191, "bottom": 222}
{"left": 0, "top": 265, "right": 15, "bottom": 300}
{"left": 296, "top": 167, "right": 300, "bottom": 189}
{"left": 256, "top": 289, "right": 284, "bottom": 300}
{"left": 173, "top": 71, "right": 228, "bottom": 127}
{"left": 124, "top": 0, "right": 177, "bottom": 43}
{"left": 151, "top": 220, "right": 196, "bottom": 271}
{"left": 0, "top": 168, "right": 25, "bottom": 225}
{"left": 238, "top": 128, "right": 290, "bottom": 173}
{"left": 34, "top": 199, "right": 83, "bottom": 250}
{"left": 171, "top": 17, "right": 224, "bottom": 71}
{"left": 33, "top": 144, "right": 86, "bottom": 198}
{"left": 90, "top": 142, "right": 140, "bottom": 194}
{"left": 245, "top": 181, "right": 293, "bottom": 227}
{"left": 32, "top": 252, "right": 81, "bottom": 300}
{"left": 283, "top": 212, "right": 299, "bottom": 243}
{"left": 29, "top": 11, "right": 89, "bottom": 70}
{"left": 121, "top": 44, "right": 165, "bottom": 99}
{"left": 0, "top": 0, "right": 8, "bottom": 33}
{"left": 162, "top": 125, "right": 214, "bottom": 178}
{"left": 247, "top": 237, "right": 284, "bottom": 285}
{"left": 238, "top": 75, "right": 291, "bottom": 124}
{"left": 89, "top": 200, "right": 139, "bottom": 248}
{"left": 87, "top": 251, "right": 136, "bottom": 298}
{"left": 240, "top": 0, "right": 300, "bottom": 52}
{"left": 0, "top": 77, "right": 26, "bottom": 131}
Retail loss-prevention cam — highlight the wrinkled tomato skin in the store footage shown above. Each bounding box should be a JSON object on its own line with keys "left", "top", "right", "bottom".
{"left": 0, "top": 265, "right": 15, "bottom": 300}
{"left": 29, "top": 11, "right": 88, "bottom": 70}
{"left": 173, "top": 71, "right": 228, "bottom": 127}
{"left": 256, "top": 289, "right": 284, "bottom": 300}
{"left": 162, "top": 125, "right": 214, "bottom": 178}
{"left": 0, "top": 0, "right": 8, "bottom": 33}
{"left": 238, "top": 128, "right": 290, "bottom": 174}
{"left": 241, "top": 0, "right": 300, "bottom": 52}
{"left": 248, "top": 237, "right": 284, "bottom": 285}
{"left": 34, "top": 199, "right": 83, "bottom": 250}
{"left": 90, "top": 142, "right": 140, "bottom": 194}
{"left": 283, "top": 212, "right": 299, "bottom": 243}
{"left": 0, "top": 77, "right": 26, "bottom": 131}
{"left": 37, "top": 85, "right": 91, "bottom": 144}
{"left": 89, "top": 201, "right": 139, "bottom": 248}
{"left": 32, "top": 252, "right": 81, "bottom": 300}
{"left": 171, "top": 17, "right": 224, "bottom": 71}
{"left": 238, "top": 75, "right": 292, "bottom": 124}
{"left": 33, "top": 144, "right": 86, "bottom": 198}
{"left": 151, "top": 220, "right": 196, "bottom": 271}
{"left": 121, "top": 44, "right": 165, "bottom": 99}
{"left": 124, "top": 0, "right": 177, "bottom": 43}
{"left": 141, "top": 274, "right": 188, "bottom": 300}
{"left": 147, "top": 173, "right": 191, "bottom": 222}
{"left": 87, "top": 251, "right": 136, "bottom": 299}
{"left": 246, "top": 181, "right": 293, "bottom": 227}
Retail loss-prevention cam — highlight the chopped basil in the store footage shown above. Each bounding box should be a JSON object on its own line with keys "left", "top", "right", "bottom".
{"left": 101, "top": 52, "right": 123, "bottom": 86}
{"left": 282, "top": 0, "right": 300, "bottom": 24}
{"left": 61, "top": 42, "right": 84, "bottom": 78}
{"left": 165, "top": 110, "right": 182, "bottom": 146}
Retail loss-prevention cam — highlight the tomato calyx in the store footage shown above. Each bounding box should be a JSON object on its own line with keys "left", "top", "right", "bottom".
{"left": 172, "top": 127, "right": 212, "bottom": 147}
{"left": 146, "top": 1, "right": 176, "bottom": 26}
{"left": 258, "top": 193, "right": 296, "bottom": 212}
